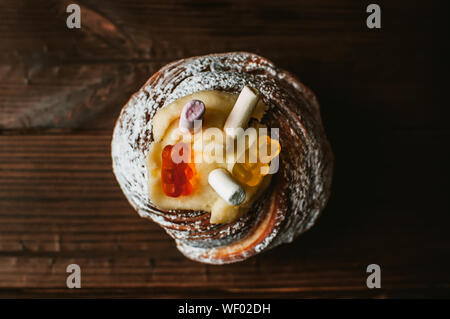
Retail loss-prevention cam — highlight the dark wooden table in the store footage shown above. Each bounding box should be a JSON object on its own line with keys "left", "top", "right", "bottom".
{"left": 0, "top": 0, "right": 449, "bottom": 298}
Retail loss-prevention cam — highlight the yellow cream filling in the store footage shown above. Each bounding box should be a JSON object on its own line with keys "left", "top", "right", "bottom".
{"left": 146, "top": 90, "right": 271, "bottom": 224}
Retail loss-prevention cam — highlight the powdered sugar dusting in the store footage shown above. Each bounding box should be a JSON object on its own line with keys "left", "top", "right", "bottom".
{"left": 111, "top": 52, "right": 333, "bottom": 264}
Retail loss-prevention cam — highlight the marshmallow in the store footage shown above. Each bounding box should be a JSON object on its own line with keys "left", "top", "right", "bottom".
{"left": 224, "top": 86, "right": 259, "bottom": 139}
{"left": 179, "top": 100, "right": 205, "bottom": 133}
{"left": 208, "top": 168, "right": 246, "bottom": 206}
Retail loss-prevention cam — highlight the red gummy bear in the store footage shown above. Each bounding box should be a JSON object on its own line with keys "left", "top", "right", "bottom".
{"left": 161, "top": 143, "right": 195, "bottom": 197}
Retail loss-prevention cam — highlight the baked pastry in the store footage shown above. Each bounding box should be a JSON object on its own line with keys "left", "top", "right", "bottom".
{"left": 112, "top": 52, "right": 333, "bottom": 264}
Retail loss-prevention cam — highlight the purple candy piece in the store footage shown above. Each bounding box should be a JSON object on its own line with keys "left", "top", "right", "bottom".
{"left": 179, "top": 100, "right": 205, "bottom": 133}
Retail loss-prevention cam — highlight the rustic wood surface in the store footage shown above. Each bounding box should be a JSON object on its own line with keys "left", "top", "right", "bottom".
{"left": 0, "top": 0, "right": 449, "bottom": 298}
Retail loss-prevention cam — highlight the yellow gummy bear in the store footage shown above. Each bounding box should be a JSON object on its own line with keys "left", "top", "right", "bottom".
{"left": 232, "top": 135, "right": 281, "bottom": 187}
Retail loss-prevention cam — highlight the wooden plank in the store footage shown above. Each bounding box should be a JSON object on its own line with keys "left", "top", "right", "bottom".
{"left": 0, "top": 0, "right": 439, "bottom": 130}
{"left": 0, "top": 131, "right": 448, "bottom": 297}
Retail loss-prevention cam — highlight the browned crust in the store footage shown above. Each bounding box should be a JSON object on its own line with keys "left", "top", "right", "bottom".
{"left": 111, "top": 52, "right": 333, "bottom": 264}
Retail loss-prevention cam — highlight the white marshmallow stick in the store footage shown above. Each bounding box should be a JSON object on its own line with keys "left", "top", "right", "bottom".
{"left": 224, "top": 86, "right": 259, "bottom": 139}
{"left": 208, "top": 168, "right": 246, "bottom": 206}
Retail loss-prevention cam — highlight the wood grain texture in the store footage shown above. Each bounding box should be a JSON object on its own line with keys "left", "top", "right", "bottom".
{"left": 0, "top": 0, "right": 449, "bottom": 298}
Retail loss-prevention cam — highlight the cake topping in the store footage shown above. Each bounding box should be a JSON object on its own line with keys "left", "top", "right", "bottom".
{"left": 161, "top": 143, "right": 196, "bottom": 197}
{"left": 146, "top": 90, "right": 272, "bottom": 224}
{"left": 224, "top": 86, "right": 260, "bottom": 139}
{"left": 232, "top": 135, "right": 281, "bottom": 186}
{"left": 179, "top": 99, "right": 206, "bottom": 133}
{"left": 208, "top": 168, "right": 246, "bottom": 206}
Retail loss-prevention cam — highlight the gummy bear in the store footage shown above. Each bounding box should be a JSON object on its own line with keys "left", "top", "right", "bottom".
{"left": 232, "top": 136, "right": 280, "bottom": 187}
{"left": 161, "top": 143, "right": 196, "bottom": 197}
